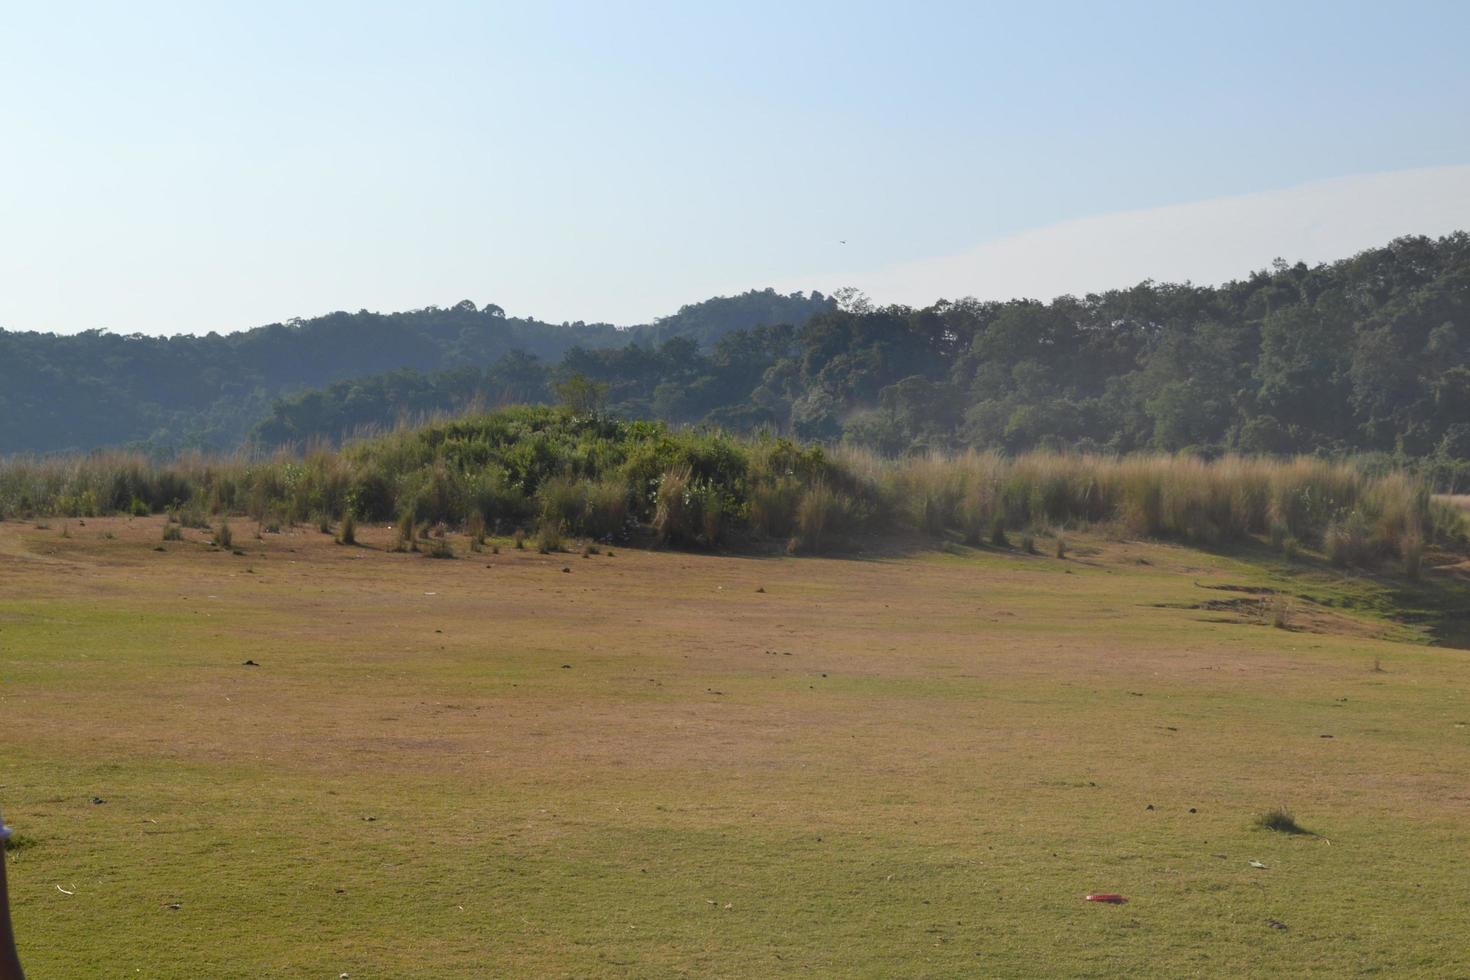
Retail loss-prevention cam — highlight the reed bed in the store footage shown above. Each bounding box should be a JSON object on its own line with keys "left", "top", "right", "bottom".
{"left": 1, "top": 407, "right": 1462, "bottom": 565}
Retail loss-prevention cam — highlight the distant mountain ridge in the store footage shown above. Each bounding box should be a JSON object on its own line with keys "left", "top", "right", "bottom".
{"left": 0, "top": 289, "right": 833, "bottom": 455}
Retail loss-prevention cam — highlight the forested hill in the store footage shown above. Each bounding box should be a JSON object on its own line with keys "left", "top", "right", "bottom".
{"left": 0, "top": 289, "right": 833, "bottom": 455}
{"left": 251, "top": 234, "right": 1470, "bottom": 479}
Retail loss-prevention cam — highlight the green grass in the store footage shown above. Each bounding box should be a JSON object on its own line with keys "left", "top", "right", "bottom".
{"left": 1, "top": 518, "right": 1467, "bottom": 976}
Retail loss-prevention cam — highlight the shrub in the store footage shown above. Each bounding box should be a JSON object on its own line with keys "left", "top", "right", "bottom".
{"left": 749, "top": 477, "right": 802, "bottom": 538}
{"left": 427, "top": 537, "right": 454, "bottom": 559}
{"left": 513, "top": 528, "right": 526, "bottom": 550}
{"left": 338, "top": 510, "right": 357, "bottom": 546}
{"left": 394, "top": 508, "right": 417, "bottom": 553}
{"left": 536, "top": 520, "right": 564, "bottom": 554}
{"left": 213, "top": 520, "right": 233, "bottom": 550}
{"left": 1020, "top": 530, "right": 1036, "bottom": 555}
{"left": 1325, "top": 513, "right": 1372, "bottom": 568}
{"left": 583, "top": 478, "right": 630, "bottom": 539}
{"left": 1055, "top": 533, "right": 1067, "bottom": 559}
{"left": 989, "top": 515, "right": 1009, "bottom": 548}
{"left": 653, "top": 465, "right": 692, "bottom": 545}
{"left": 1254, "top": 808, "right": 1309, "bottom": 835}
{"left": 538, "top": 476, "right": 587, "bottom": 535}
{"left": 794, "top": 481, "right": 836, "bottom": 552}
{"left": 957, "top": 476, "right": 997, "bottom": 546}
{"left": 162, "top": 524, "right": 182, "bottom": 542}
{"left": 1267, "top": 596, "right": 1291, "bottom": 629}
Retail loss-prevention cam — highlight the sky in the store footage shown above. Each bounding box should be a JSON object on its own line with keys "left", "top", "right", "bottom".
{"left": 2, "top": 0, "right": 1469, "bottom": 336}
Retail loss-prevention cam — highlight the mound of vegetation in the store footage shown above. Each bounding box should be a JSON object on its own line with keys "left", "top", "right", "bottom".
{"left": 3, "top": 407, "right": 1465, "bottom": 564}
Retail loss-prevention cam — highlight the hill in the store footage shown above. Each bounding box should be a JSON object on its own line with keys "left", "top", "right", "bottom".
{"left": 0, "top": 289, "right": 832, "bottom": 456}
{"left": 253, "top": 235, "right": 1470, "bottom": 487}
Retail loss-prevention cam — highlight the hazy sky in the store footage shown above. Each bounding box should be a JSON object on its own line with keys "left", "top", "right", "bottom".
{"left": 2, "top": 1, "right": 1469, "bottom": 336}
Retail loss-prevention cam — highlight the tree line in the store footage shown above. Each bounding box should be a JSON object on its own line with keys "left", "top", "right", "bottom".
{"left": 251, "top": 235, "right": 1470, "bottom": 486}
{"left": 0, "top": 289, "right": 833, "bottom": 455}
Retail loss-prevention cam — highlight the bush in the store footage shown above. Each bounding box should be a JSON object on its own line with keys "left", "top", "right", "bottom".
{"left": 338, "top": 510, "right": 357, "bottom": 546}
{"left": 536, "top": 520, "right": 564, "bottom": 554}
{"left": 1254, "top": 808, "right": 1309, "bottom": 835}
{"left": 653, "top": 465, "right": 693, "bottom": 545}
{"left": 989, "top": 515, "right": 1009, "bottom": 548}
{"left": 162, "top": 524, "right": 182, "bottom": 542}
{"left": 793, "top": 481, "right": 840, "bottom": 555}
{"left": 393, "top": 508, "right": 417, "bottom": 553}
{"left": 1325, "top": 513, "right": 1372, "bottom": 568}
{"left": 213, "top": 520, "right": 233, "bottom": 550}
{"left": 537, "top": 476, "right": 587, "bottom": 535}
{"left": 583, "top": 478, "right": 630, "bottom": 539}
{"left": 749, "top": 477, "right": 802, "bottom": 538}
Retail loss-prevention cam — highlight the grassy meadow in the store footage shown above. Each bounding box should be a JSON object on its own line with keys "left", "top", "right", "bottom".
{"left": 2, "top": 510, "right": 1469, "bottom": 976}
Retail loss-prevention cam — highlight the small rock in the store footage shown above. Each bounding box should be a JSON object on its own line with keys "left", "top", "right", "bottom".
{"left": 561, "top": 664, "right": 572, "bottom": 669}
{"left": 1188, "top": 808, "right": 1197, "bottom": 813}
{"left": 1145, "top": 804, "right": 1154, "bottom": 811}
{"left": 91, "top": 796, "right": 106, "bottom": 805}
{"left": 1266, "top": 918, "right": 1288, "bottom": 930}
{"left": 242, "top": 659, "right": 259, "bottom": 666}
{"left": 755, "top": 586, "right": 765, "bottom": 593}
{"left": 562, "top": 567, "right": 571, "bottom": 573}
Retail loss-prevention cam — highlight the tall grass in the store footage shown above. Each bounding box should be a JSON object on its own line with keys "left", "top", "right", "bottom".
{"left": 0, "top": 407, "right": 1455, "bottom": 565}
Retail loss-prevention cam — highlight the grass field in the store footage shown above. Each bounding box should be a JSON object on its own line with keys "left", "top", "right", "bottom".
{"left": 2, "top": 517, "right": 1468, "bottom": 977}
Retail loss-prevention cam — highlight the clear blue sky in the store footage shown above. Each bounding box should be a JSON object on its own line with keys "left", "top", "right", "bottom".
{"left": 2, "top": 0, "right": 1468, "bottom": 335}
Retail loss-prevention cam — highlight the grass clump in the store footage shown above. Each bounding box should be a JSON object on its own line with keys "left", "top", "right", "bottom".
{"left": 212, "top": 520, "right": 233, "bottom": 550}
{"left": 466, "top": 511, "right": 487, "bottom": 553}
{"left": 337, "top": 510, "right": 357, "bottom": 546}
{"left": 393, "top": 508, "right": 417, "bottom": 553}
{"left": 1254, "top": 808, "right": 1310, "bottom": 835}
{"left": 536, "top": 521, "right": 564, "bottom": 554}
{"left": 162, "top": 523, "right": 183, "bottom": 542}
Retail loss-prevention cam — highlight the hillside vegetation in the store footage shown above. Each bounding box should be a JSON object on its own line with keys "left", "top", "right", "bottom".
{"left": 247, "top": 235, "right": 1470, "bottom": 490}
{"left": 0, "top": 289, "right": 832, "bottom": 455}
{"left": 2, "top": 407, "right": 1464, "bottom": 575}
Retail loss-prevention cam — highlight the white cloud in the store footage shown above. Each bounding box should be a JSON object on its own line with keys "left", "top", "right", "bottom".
{"left": 820, "top": 165, "right": 1470, "bottom": 306}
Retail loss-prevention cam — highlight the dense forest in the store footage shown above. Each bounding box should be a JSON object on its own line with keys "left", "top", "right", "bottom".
{"left": 7, "top": 235, "right": 1470, "bottom": 485}
{"left": 0, "top": 289, "right": 833, "bottom": 455}
{"left": 251, "top": 235, "right": 1470, "bottom": 485}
